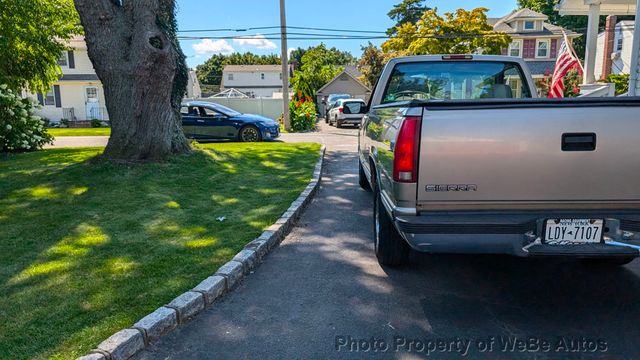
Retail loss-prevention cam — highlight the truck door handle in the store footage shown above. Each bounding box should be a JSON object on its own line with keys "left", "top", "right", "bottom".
{"left": 562, "top": 133, "right": 596, "bottom": 151}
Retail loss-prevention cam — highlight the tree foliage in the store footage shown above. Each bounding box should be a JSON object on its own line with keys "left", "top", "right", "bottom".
{"left": 387, "top": 0, "right": 431, "bottom": 36}
{"left": 0, "top": 0, "right": 81, "bottom": 91}
{"left": 195, "top": 52, "right": 281, "bottom": 86}
{"left": 383, "top": 7, "right": 512, "bottom": 55}
{"left": 358, "top": 43, "right": 388, "bottom": 88}
{"left": 290, "top": 45, "right": 355, "bottom": 71}
{"left": 290, "top": 44, "right": 352, "bottom": 99}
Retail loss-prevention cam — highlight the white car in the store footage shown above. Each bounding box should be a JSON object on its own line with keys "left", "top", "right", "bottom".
{"left": 327, "top": 99, "right": 367, "bottom": 128}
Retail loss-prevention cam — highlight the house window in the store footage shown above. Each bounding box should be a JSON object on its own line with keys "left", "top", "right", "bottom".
{"left": 261, "top": 73, "right": 265, "bottom": 80}
{"left": 536, "top": 40, "right": 549, "bottom": 58}
{"left": 44, "top": 88, "right": 56, "bottom": 106}
{"left": 279, "top": 73, "right": 282, "bottom": 80}
{"left": 509, "top": 41, "right": 522, "bottom": 57}
{"left": 524, "top": 21, "right": 535, "bottom": 30}
{"left": 57, "top": 52, "right": 68, "bottom": 67}
{"left": 228, "top": 73, "right": 234, "bottom": 81}
{"left": 616, "top": 38, "right": 624, "bottom": 51}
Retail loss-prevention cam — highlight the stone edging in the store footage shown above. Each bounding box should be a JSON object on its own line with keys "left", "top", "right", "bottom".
{"left": 77, "top": 145, "right": 326, "bottom": 360}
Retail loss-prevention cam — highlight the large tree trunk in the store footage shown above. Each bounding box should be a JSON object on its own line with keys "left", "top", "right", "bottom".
{"left": 74, "top": 0, "right": 190, "bottom": 161}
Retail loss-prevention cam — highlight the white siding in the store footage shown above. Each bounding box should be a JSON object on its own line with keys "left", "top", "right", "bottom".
{"left": 222, "top": 71, "right": 283, "bottom": 98}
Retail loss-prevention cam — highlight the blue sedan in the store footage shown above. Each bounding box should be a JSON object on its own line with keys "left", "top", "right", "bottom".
{"left": 180, "top": 101, "right": 280, "bottom": 142}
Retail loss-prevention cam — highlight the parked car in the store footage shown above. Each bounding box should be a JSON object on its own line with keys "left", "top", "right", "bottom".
{"left": 327, "top": 99, "right": 367, "bottom": 128}
{"left": 180, "top": 101, "right": 280, "bottom": 142}
{"left": 359, "top": 54, "right": 640, "bottom": 267}
{"left": 323, "top": 94, "right": 351, "bottom": 123}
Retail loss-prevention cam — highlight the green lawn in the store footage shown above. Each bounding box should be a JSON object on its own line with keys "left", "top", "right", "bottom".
{"left": 46, "top": 128, "right": 111, "bottom": 136}
{"left": 0, "top": 142, "right": 320, "bottom": 359}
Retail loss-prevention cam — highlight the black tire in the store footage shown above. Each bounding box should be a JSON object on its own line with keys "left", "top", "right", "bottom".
{"left": 581, "top": 256, "right": 636, "bottom": 267}
{"left": 373, "top": 183, "right": 410, "bottom": 266}
{"left": 239, "top": 125, "right": 262, "bottom": 142}
{"left": 359, "top": 161, "right": 371, "bottom": 191}
{"left": 336, "top": 117, "right": 342, "bottom": 128}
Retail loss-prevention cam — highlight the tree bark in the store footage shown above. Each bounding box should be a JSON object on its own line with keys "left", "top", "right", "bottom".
{"left": 74, "top": 0, "right": 190, "bottom": 161}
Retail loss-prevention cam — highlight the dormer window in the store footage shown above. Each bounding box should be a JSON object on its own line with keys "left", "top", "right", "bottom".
{"left": 524, "top": 21, "right": 535, "bottom": 30}
{"left": 57, "top": 52, "right": 68, "bottom": 67}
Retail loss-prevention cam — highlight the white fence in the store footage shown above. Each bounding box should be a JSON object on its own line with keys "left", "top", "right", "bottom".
{"left": 190, "top": 98, "right": 284, "bottom": 120}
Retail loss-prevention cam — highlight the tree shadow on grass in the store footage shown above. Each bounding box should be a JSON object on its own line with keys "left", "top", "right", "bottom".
{"left": 0, "top": 143, "right": 319, "bottom": 359}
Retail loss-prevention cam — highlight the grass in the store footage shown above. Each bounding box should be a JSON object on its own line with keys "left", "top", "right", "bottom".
{"left": 46, "top": 128, "right": 112, "bottom": 136}
{"left": 0, "top": 142, "right": 320, "bottom": 359}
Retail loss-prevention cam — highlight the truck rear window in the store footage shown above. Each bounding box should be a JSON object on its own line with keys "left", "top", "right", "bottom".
{"left": 382, "top": 61, "right": 532, "bottom": 103}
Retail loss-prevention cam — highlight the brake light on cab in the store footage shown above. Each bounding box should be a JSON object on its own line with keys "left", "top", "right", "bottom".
{"left": 393, "top": 116, "right": 421, "bottom": 183}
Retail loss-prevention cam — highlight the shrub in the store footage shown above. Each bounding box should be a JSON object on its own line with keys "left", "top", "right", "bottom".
{"left": 289, "top": 98, "right": 316, "bottom": 132}
{"left": 90, "top": 118, "right": 102, "bottom": 128}
{"left": 605, "top": 73, "right": 629, "bottom": 95}
{"left": 0, "top": 84, "right": 53, "bottom": 152}
{"left": 537, "top": 68, "right": 582, "bottom": 98}
{"left": 60, "top": 118, "right": 70, "bottom": 127}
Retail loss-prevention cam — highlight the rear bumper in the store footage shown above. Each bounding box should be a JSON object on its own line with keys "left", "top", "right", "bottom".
{"left": 394, "top": 212, "right": 640, "bottom": 258}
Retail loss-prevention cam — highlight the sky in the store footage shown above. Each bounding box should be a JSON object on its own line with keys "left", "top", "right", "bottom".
{"left": 176, "top": 0, "right": 518, "bottom": 68}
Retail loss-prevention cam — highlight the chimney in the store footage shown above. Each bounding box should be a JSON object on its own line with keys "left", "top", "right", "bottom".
{"left": 601, "top": 15, "right": 617, "bottom": 80}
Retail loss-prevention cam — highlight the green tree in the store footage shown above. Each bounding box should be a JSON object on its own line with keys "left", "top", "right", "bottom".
{"left": 0, "top": 0, "right": 81, "bottom": 91}
{"left": 290, "top": 44, "right": 348, "bottom": 100}
{"left": 358, "top": 43, "right": 387, "bottom": 88}
{"left": 289, "top": 45, "right": 355, "bottom": 71}
{"left": 387, "top": 0, "right": 431, "bottom": 36}
{"left": 383, "top": 7, "right": 511, "bottom": 55}
{"left": 74, "top": 0, "right": 190, "bottom": 161}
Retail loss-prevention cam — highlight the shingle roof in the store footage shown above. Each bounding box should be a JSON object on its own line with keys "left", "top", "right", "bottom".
{"left": 525, "top": 60, "right": 557, "bottom": 76}
{"left": 223, "top": 65, "right": 284, "bottom": 73}
{"left": 492, "top": 8, "right": 578, "bottom": 37}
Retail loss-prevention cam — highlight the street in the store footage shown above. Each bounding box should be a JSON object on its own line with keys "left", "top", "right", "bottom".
{"left": 126, "top": 122, "right": 640, "bottom": 359}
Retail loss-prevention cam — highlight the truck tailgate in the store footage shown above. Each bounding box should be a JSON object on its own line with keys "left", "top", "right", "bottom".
{"left": 417, "top": 105, "right": 640, "bottom": 210}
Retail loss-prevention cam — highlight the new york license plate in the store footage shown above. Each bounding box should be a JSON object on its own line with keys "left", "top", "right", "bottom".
{"left": 544, "top": 219, "right": 604, "bottom": 244}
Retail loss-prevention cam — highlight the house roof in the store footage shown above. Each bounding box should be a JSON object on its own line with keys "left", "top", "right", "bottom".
{"left": 525, "top": 60, "right": 557, "bottom": 76}
{"left": 503, "top": 8, "right": 549, "bottom": 23}
{"left": 223, "top": 65, "right": 284, "bottom": 73}
{"left": 316, "top": 69, "right": 370, "bottom": 95}
{"left": 492, "top": 8, "right": 579, "bottom": 37}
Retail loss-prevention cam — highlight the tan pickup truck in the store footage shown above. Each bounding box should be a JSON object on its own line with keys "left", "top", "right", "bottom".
{"left": 358, "top": 55, "right": 640, "bottom": 267}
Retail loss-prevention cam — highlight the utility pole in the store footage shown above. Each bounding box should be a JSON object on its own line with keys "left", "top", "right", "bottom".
{"left": 279, "top": 0, "right": 291, "bottom": 130}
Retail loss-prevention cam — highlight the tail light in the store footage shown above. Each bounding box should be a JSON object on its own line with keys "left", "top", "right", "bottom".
{"left": 393, "top": 116, "right": 421, "bottom": 183}
{"left": 338, "top": 107, "right": 344, "bottom": 113}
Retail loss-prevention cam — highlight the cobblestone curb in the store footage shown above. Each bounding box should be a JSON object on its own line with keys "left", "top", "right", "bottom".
{"left": 77, "top": 145, "right": 326, "bottom": 360}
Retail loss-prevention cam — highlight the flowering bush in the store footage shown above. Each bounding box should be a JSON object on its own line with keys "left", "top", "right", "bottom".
{"left": 537, "top": 69, "right": 582, "bottom": 98}
{"left": 0, "top": 84, "right": 53, "bottom": 152}
{"left": 289, "top": 96, "right": 316, "bottom": 132}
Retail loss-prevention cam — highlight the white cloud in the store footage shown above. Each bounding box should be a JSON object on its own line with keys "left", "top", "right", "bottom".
{"left": 192, "top": 39, "right": 235, "bottom": 55}
{"left": 233, "top": 34, "right": 277, "bottom": 50}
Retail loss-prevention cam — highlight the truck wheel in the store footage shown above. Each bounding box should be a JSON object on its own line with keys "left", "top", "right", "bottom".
{"left": 373, "top": 185, "right": 410, "bottom": 266}
{"left": 582, "top": 256, "right": 636, "bottom": 267}
{"left": 359, "top": 161, "right": 371, "bottom": 191}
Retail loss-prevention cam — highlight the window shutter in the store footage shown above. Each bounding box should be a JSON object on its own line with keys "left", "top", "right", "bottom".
{"left": 67, "top": 51, "right": 75, "bottom": 69}
{"left": 37, "top": 92, "right": 44, "bottom": 106}
{"left": 53, "top": 85, "right": 62, "bottom": 108}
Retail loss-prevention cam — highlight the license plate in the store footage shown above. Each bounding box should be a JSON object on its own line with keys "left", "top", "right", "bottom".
{"left": 544, "top": 219, "right": 604, "bottom": 244}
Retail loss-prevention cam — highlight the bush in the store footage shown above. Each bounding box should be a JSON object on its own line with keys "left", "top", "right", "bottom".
{"left": 90, "top": 118, "right": 102, "bottom": 128}
{"left": 605, "top": 73, "right": 629, "bottom": 95}
{"left": 537, "top": 68, "right": 582, "bottom": 98}
{"left": 60, "top": 118, "right": 70, "bottom": 127}
{"left": 0, "top": 84, "right": 53, "bottom": 152}
{"left": 289, "top": 98, "right": 316, "bottom": 132}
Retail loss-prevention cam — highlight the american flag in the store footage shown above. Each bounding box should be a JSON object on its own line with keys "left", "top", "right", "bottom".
{"left": 549, "top": 34, "right": 583, "bottom": 98}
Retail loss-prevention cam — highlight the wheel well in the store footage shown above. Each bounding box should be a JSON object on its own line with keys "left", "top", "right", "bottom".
{"left": 369, "top": 157, "right": 377, "bottom": 189}
{"left": 239, "top": 124, "right": 261, "bottom": 139}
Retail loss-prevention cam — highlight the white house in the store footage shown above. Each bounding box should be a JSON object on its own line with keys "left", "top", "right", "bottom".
{"left": 221, "top": 65, "right": 288, "bottom": 98}
{"left": 29, "top": 37, "right": 108, "bottom": 123}
{"left": 595, "top": 20, "right": 635, "bottom": 80}
{"left": 28, "top": 37, "right": 202, "bottom": 123}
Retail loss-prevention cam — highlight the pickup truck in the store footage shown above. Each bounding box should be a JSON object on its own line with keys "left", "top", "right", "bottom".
{"left": 358, "top": 55, "right": 640, "bottom": 267}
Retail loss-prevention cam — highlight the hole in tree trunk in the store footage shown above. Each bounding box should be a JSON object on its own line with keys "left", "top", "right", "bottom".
{"left": 149, "top": 36, "right": 163, "bottom": 49}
